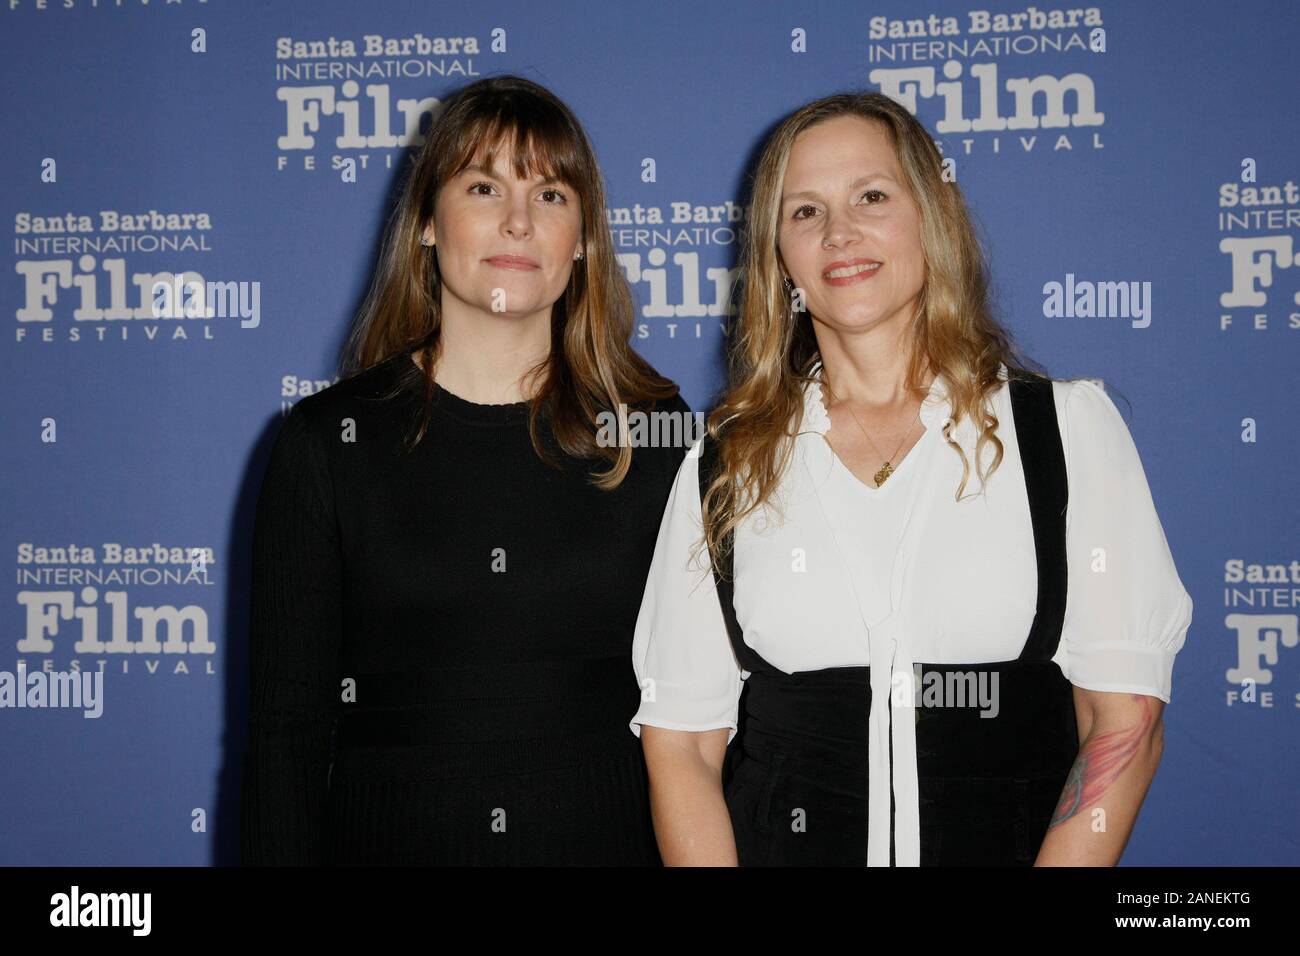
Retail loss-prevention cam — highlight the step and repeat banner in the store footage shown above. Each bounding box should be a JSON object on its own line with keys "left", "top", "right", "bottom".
{"left": 2, "top": 0, "right": 1296, "bottom": 865}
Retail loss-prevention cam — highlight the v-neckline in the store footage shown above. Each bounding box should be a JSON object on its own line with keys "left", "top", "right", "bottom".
{"left": 819, "top": 429, "right": 926, "bottom": 497}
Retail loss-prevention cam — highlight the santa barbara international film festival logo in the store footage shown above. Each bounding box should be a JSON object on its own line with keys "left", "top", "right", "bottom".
{"left": 1223, "top": 558, "right": 1300, "bottom": 713}
{"left": 15, "top": 542, "right": 219, "bottom": 680}
{"left": 863, "top": 8, "right": 1109, "bottom": 161}
{"left": 274, "top": 31, "right": 483, "bottom": 176}
{"left": 1216, "top": 162, "right": 1300, "bottom": 335}
{"left": 13, "top": 209, "right": 261, "bottom": 348}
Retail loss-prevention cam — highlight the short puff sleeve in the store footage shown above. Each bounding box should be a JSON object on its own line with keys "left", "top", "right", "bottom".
{"left": 1057, "top": 379, "right": 1193, "bottom": 703}
{"left": 629, "top": 439, "right": 743, "bottom": 742}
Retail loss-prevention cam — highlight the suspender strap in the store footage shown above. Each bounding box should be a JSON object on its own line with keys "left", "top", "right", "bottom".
{"left": 1008, "top": 374, "right": 1069, "bottom": 662}
{"left": 697, "top": 433, "right": 773, "bottom": 675}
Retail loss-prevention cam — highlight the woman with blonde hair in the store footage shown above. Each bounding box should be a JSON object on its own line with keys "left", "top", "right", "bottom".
{"left": 631, "top": 91, "right": 1192, "bottom": 866}
{"left": 241, "top": 75, "right": 689, "bottom": 865}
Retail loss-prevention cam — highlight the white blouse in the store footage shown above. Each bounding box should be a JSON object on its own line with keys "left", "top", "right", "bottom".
{"left": 629, "top": 360, "right": 1194, "bottom": 866}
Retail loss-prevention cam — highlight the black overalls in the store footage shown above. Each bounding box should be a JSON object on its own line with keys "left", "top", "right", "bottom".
{"left": 698, "top": 374, "right": 1080, "bottom": 866}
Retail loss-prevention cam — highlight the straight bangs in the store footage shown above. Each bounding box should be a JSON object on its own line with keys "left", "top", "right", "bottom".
{"left": 443, "top": 110, "right": 585, "bottom": 198}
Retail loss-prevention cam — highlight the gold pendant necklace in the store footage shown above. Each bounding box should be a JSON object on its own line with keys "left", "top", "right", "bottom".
{"left": 825, "top": 376, "right": 920, "bottom": 488}
{"left": 850, "top": 408, "right": 915, "bottom": 487}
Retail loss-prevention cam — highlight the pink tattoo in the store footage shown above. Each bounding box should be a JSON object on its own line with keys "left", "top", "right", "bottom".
{"left": 1049, "top": 694, "right": 1156, "bottom": 829}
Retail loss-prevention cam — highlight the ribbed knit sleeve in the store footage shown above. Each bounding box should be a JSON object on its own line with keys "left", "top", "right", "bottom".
{"left": 240, "top": 401, "right": 344, "bottom": 865}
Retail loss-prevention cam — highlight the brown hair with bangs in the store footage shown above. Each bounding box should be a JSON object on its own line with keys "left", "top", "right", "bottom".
{"left": 340, "top": 74, "right": 678, "bottom": 488}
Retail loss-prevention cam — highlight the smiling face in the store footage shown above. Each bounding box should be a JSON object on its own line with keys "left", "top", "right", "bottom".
{"left": 777, "top": 115, "right": 926, "bottom": 336}
{"left": 422, "top": 134, "right": 583, "bottom": 321}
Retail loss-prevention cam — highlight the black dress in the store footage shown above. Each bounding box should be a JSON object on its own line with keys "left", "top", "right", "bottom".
{"left": 240, "top": 352, "right": 689, "bottom": 865}
{"left": 699, "top": 373, "right": 1079, "bottom": 866}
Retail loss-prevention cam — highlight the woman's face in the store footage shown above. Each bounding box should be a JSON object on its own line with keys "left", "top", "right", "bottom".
{"left": 777, "top": 115, "right": 926, "bottom": 335}
{"left": 422, "top": 140, "right": 582, "bottom": 321}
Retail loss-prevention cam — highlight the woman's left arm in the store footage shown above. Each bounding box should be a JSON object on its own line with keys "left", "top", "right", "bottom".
{"left": 1036, "top": 378, "right": 1194, "bottom": 866}
{"left": 1035, "top": 688, "right": 1165, "bottom": 865}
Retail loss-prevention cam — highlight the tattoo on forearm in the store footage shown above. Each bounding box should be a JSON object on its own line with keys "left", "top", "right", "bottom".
{"left": 1049, "top": 694, "right": 1156, "bottom": 829}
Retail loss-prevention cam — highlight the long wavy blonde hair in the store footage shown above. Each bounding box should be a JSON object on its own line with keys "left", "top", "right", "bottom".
{"left": 340, "top": 75, "right": 678, "bottom": 489}
{"left": 700, "top": 91, "right": 1048, "bottom": 574}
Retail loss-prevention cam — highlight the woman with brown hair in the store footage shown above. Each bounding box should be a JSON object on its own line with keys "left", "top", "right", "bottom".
{"left": 241, "top": 75, "right": 690, "bottom": 865}
{"left": 630, "top": 92, "right": 1192, "bottom": 866}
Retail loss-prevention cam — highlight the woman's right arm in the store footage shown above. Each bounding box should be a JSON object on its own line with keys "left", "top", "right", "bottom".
{"left": 630, "top": 441, "right": 744, "bottom": 866}
{"left": 241, "top": 401, "right": 344, "bottom": 865}
{"left": 641, "top": 726, "right": 736, "bottom": 865}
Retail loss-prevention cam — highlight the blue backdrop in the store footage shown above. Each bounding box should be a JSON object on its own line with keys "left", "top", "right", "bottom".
{"left": 2, "top": 0, "right": 1296, "bottom": 866}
